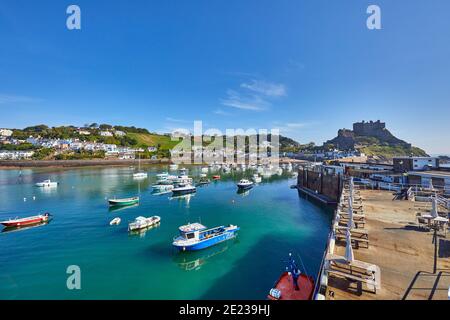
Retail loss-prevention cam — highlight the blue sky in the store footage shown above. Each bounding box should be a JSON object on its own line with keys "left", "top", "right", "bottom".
{"left": 1, "top": 0, "right": 449, "bottom": 154}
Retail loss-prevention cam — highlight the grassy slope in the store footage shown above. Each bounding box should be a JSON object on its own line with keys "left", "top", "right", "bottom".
{"left": 127, "top": 133, "right": 180, "bottom": 150}
{"left": 359, "top": 145, "right": 428, "bottom": 158}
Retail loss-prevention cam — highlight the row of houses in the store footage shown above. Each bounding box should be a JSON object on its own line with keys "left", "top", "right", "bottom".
{"left": 0, "top": 150, "right": 35, "bottom": 160}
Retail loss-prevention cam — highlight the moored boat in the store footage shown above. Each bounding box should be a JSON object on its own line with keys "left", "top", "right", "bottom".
{"left": 196, "top": 177, "right": 210, "bottom": 186}
{"left": 133, "top": 172, "right": 148, "bottom": 179}
{"left": 169, "top": 163, "right": 179, "bottom": 171}
{"left": 212, "top": 175, "right": 221, "bottom": 180}
{"left": 0, "top": 213, "right": 52, "bottom": 228}
{"left": 128, "top": 216, "right": 161, "bottom": 231}
{"left": 237, "top": 179, "right": 254, "bottom": 190}
{"left": 35, "top": 180, "right": 58, "bottom": 188}
{"left": 110, "top": 217, "right": 121, "bottom": 225}
{"left": 172, "top": 183, "right": 196, "bottom": 196}
{"left": 252, "top": 174, "right": 262, "bottom": 183}
{"left": 108, "top": 197, "right": 140, "bottom": 206}
{"left": 172, "top": 222, "right": 239, "bottom": 251}
{"left": 267, "top": 253, "right": 315, "bottom": 300}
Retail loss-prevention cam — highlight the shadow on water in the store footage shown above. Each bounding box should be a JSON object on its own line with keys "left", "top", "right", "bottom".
{"left": 172, "top": 240, "right": 237, "bottom": 272}
{"left": 198, "top": 235, "right": 323, "bottom": 300}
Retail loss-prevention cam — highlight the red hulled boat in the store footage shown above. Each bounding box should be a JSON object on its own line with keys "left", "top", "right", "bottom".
{"left": 0, "top": 213, "right": 52, "bottom": 228}
{"left": 267, "top": 253, "right": 315, "bottom": 300}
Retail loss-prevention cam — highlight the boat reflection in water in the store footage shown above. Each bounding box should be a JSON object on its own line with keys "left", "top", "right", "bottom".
{"left": 169, "top": 193, "right": 195, "bottom": 207}
{"left": 237, "top": 189, "right": 251, "bottom": 197}
{"left": 1, "top": 220, "right": 51, "bottom": 234}
{"left": 173, "top": 241, "right": 233, "bottom": 271}
{"left": 108, "top": 203, "right": 139, "bottom": 213}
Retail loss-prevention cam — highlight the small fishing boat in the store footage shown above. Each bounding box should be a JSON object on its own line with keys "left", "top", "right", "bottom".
{"left": 0, "top": 213, "right": 52, "bottom": 228}
{"left": 173, "top": 222, "right": 239, "bottom": 251}
{"left": 201, "top": 167, "right": 209, "bottom": 174}
{"left": 132, "top": 153, "right": 147, "bottom": 179}
{"left": 128, "top": 216, "right": 161, "bottom": 232}
{"left": 169, "top": 164, "right": 178, "bottom": 171}
{"left": 175, "top": 175, "right": 193, "bottom": 185}
{"left": 212, "top": 175, "right": 221, "bottom": 180}
{"left": 108, "top": 197, "right": 140, "bottom": 206}
{"left": 152, "top": 184, "right": 174, "bottom": 191}
{"left": 35, "top": 180, "right": 58, "bottom": 188}
{"left": 172, "top": 183, "right": 197, "bottom": 196}
{"left": 237, "top": 179, "right": 254, "bottom": 190}
{"left": 133, "top": 172, "right": 148, "bottom": 179}
{"left": 156, "top": 172, "right": 169, "bottom": 180}
{"left": 109, "top": 217, "right": 121, "bottom": 225}
{"left": 267, "top": 253, "right": 315, "bottom": 300}
{"left": 196, "top": 177, "right": 210, "bottom": 186}
{"left": 252, "top": 174, "right": 262, "bottom": 183}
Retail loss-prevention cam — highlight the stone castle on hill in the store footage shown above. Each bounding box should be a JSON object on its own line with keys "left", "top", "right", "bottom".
{"left": 325, "top": 120, "right": 412, "bottom": 150}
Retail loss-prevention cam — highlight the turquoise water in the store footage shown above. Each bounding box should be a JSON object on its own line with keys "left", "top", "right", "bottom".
{"left": 0, "top": 166, "right": 332, "bottom": 300}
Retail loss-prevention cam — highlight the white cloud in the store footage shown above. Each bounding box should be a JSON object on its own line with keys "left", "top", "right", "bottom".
{"left": 241, "top": 80, "right": 286, "bottom": 97}
{"left": 165, "top": 117, "right": 190, "bottom": 123}
{"left": 272, "top": 121, "right": 318, "bottom": 135}
{"left": 213, "top": 109, "right": 232, "bottom": 116}
{"left": 221, "top": 89, "right": 269, "bottom": 111}
{"left": 0, "top": 94, "right": 42, "bottom": 104}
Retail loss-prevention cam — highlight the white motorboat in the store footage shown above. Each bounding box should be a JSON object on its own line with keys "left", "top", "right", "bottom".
{"left": 128, "top": 216, "right": 161, "bottom": 231}
{"left": 252, "top": 174, "right": 262, "bottom": 183}
{"left": 156, "top": 172, "right": 169, "bottom": 180}
{"left": 152, "top": 184, "right": 174, "bottom": 191}
{"left": 237, "top": 179, "right": 254, "bottom": 190}
{"left": 201, "top": 167, "right": 209, "bottom": 174}
{"left": 175, "top": 175, "right": 193, "bottom": 185}
{"left": 169, "top": 164, "right": 178, "bottom": 171}
{"left": 133, "top": 172, "right": 148, "bottom": 179}
{"left": 172, "top": 183, "right": 197, "bottom": 196}
{"left": 133, "top": 154, "right": 147, "bottom": 179}
{"left": 110, "top": 217, "right": 121, "bottom": 226}
{"left": 35, "top": 180, "right": 58, "bottom": 188}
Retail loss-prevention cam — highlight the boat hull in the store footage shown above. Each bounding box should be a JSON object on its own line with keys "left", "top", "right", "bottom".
{"left": 108, "top": 199, "right": 139, "bottom": 206}
{"left": 267, "top": 272, "right": 315, "bottom": 300}
{"left": 172, "top": 188, "right": 196, "bottom": 196}
{"left": 174, "top": 229, "right": 238, "bottom": 251}
{"left": 1, "top": 216, "right": 50, "bottom": 228}
{"left": 237, "top": 184, "right": 254, "bottom": 190}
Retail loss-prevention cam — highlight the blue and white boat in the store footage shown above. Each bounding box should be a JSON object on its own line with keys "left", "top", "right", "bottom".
{"left": 173, "top": 222, "right": 240, "bottom": 251}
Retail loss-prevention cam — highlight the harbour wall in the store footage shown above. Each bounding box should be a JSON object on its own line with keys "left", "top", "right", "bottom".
{"left": 297, "top": 168, "right": 343, "bottom": 204}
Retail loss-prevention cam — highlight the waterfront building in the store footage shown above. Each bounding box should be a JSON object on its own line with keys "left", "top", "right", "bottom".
{"left": 393, "top": 156, "right": 440, "bottom": 173}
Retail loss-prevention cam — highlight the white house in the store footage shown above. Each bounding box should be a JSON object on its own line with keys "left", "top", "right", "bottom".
{"left": 0, "top": 129, "right": 13, "bottom": 137}
{"left": 148, "top": 146, "right": 158, "bottom": 152}
{"left": 100, "top": 131, "right": 113, "bottom": 137}
{"left": 114, "top": 130, "right": 126, "bottom": 137}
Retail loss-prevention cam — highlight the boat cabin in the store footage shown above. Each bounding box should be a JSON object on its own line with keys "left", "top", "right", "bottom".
{"left": 178, "top": 223, "right": 225, "bottom": 241}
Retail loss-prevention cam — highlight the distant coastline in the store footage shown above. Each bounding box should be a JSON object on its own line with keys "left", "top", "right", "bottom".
{"left": 0, "top": 158, "right": 170, "bottom": 169}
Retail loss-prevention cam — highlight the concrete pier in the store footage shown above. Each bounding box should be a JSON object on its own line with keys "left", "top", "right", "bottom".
{"left": 324, "top": 189, "right": 450, "bottom": 300}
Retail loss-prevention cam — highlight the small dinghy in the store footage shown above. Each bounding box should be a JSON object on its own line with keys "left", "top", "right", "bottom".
{"left": 128, "top": 216, "right": 161, "bottom": 232}
{"left": 110, "top": 217, "right": 121, "bottom": 225}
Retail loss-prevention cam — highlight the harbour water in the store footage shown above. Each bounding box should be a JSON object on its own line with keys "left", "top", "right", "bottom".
{"left": 0, "top": 166, "right": 332, "bottom": 299}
